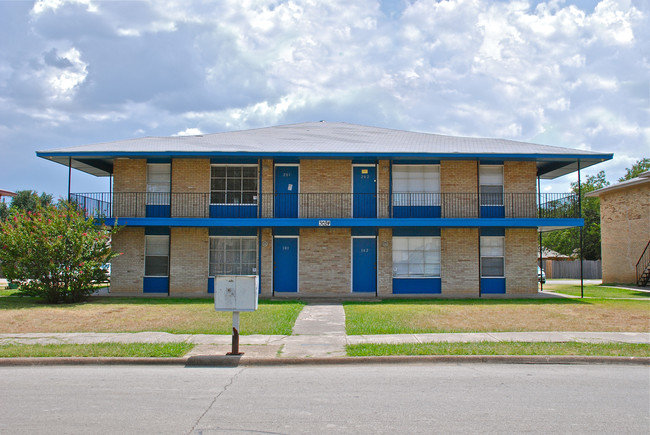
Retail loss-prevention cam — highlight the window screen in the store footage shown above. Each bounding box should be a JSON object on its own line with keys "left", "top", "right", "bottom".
{"left": 392, "top": 165, "right": 440, "bottom": 206}
{"left": 480, "top": 236, "right": 504, "bottom": 277}
{"left": 479, "top": 165, "right": 503, "bottom": 206}
{"left": 211, "top": 165, "right": 258, "bottom": 205}
{"left": 392, "top": 237, "right": 441, "bottom": 278}
{"left": 147, "top": 164, "right": 171, "bottom": 205}
{"left": 145, "top": 235, "right": 169, "bottom": 276}
{"left": 209, "top": 237, "right": 258, "bottom": 276}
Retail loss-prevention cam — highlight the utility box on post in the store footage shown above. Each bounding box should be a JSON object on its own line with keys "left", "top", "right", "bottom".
{"left": 214, "top": 275, "right": 259, "bottom": 312}
{"left": 214, "top": 275, "right": 258, "bottom": 356}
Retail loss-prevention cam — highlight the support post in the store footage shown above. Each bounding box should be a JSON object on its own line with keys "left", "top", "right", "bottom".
{"left": 578, "top": 160, "right": 584, "bottom": 298}
{"left": 227, "top": 311, "right": 243, "bottom": 355}
{"left": 67, "top": 157, "right": 72, "bottom": 202}
{"left": 538, "top": 175, "right": 543, "bottom": 292}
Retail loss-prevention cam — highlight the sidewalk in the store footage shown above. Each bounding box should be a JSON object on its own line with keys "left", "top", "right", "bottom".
{"left": 1, "top": 303, "right": 648, "bottom": 359}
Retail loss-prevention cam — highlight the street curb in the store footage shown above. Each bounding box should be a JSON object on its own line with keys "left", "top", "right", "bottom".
{"left": 1, "top": 355, "right": 648, "bottom": 367}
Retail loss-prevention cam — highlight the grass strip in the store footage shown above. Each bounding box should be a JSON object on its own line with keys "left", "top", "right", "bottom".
{"left": 544, "top": 284, "right": 650, "bottom": 299}
{"left": 0, "top": 297, "right": 305, "bottom": 335}
{"left": 346, "top": 341, "right": 650, "bottom": 357}
{"left": 0, "top": 342, "right": 194, "bottom": 358}
{"left": 344, "top": 298, "right": 649, "bottom": 335}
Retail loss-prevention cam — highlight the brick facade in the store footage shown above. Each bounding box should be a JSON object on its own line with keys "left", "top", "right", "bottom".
{"left": 377, "top": 228, "right": 393, "bottom": 296}
{"left": 504, "top": 161, "right": 537, "bottom": 218}
{"left": 171, "top": 158, "right": 210, "bottom": 218}
{"left": 298, "top": 228, "right": 351, "bottom": 295}
{"left": 110, "top": 226, "right": 145, "bottom": 294}
{"left": 599, "top": 183, "right": 650, "bottom": 283}
{"left": 505, "top": 228, "right": 538, "bottom": 294}
{"left": 441, "top": 227, "right": 480, "bottom": 296}
{"left": 169, "top": 227, "right": 209, "bottom": 296}
{"left": 441, "top": 160, "right": 478, "bottom": 218}
{"left": 113, "top": 158, "right": 146, "bottom": 217}
{"left": 260, "top": 228, "right": 273, "bottom": 296}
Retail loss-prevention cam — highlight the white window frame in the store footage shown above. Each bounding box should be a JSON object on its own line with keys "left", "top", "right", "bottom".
{"left": 144, "top": 235, "right": 169, "bottom": 277}
{"left": 392, "top": 164, "right": 440, "bottom": 206}
{"left": 479, "top": 165, "right": 504, "bottom": 206}
{"left": 392, "top": 236, "right": 441, "bottom": 278}
{"left": 208, "top": 236, "right": 258, "bottom": 277}
{"left": 146, "top": 163, "right": 171, "bottom": 205}
{"left": 210, "top": 164, "right": 259, "bottom": 206}
{"left": 480, "top": 236, "right": 505, "bottom": 278}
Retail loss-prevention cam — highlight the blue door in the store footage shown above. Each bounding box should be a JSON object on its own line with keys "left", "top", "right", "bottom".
{"left": 353, "top": 166, "right": 376, "bottom": 218}
{"left": 274, "top": 237, "right": 298, "bottom": 292}
{"left": 352, "top": 237, "right": 376, "bottom": 293}
{"left": 275, "top": 166, "right": 299, "bottom": 218}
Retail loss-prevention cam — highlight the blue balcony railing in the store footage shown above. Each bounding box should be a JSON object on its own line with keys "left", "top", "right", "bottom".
{"left": 70, "top": 192, "right": 579, "bottom": 220}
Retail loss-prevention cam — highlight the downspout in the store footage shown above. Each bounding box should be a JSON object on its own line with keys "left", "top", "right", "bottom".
{"left": 538, "top": 175, "right": 543, "bottom": 292}
{"left": 578, "top": 160, "right": 583, "bottom": 298}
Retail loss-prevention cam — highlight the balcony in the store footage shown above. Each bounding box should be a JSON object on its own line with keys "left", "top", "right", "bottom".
{"left": 71, "top": 192, "right": 579, "bottom": 220}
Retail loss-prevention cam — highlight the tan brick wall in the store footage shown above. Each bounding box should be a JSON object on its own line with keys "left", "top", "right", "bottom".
{"left": 378, "top": 160, "right": 390, "bottom": 218}
{"left": 110, "top": 227, "right": 145, "bottom": 294}
{"left": 113, "top": 158, "right": 146, "bottom": 217}
{"left": 505, "top": 228, "right": 538, "bottom": 294}
{"left": 441, "top": 227, "right": 479, "bottom": 296}
{"left": 171, "top": 158, "right": 210, "bottom": 218}
{"left": 299, "top": 160, "right": 352, "bottom": 218}
{"left": 169, "top": 227, "right": 209, "bottom": 296}
{"left": 600, "top": 183, "right": 650, "bottom": 283}
{"left": 299, "top": 228, "right": 351, "bottom": 295}
{"left": 260, "top": 228, "right": 273, "bottom": 296}
{"left": 261, "top": 159, "right": 274, "bottom": 218}
{"left": 377, "top": 228, "right": 393, "bottom": 296}
{"left": 441, "top": 160, "right": 478, "bottom": 217}
{"left": 504, "top": 161, "right": 537, "bottom": 218}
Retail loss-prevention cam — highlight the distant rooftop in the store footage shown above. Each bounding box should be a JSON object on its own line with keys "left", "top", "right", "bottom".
{"left": 37, "top": 121, "right": 612, "bottom": 179}
{"left": 587, "top": 171, "right": 650, "bottom": 197}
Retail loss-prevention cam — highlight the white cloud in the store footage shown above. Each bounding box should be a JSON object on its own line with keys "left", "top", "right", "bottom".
{"left": 174, "top": 128, "right": 203, "bottom": 136}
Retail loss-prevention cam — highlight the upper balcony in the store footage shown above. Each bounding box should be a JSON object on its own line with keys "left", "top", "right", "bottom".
{"left": 71, "top": 192, "right": 580, "bottom": 225}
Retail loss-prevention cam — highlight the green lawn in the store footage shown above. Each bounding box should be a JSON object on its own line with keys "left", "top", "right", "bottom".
{"left": 344, "top": 298, "right": 649, "bottom": 335}
{"left": 0, "top": 294, "right": 304, "bottom": 335}
{"left": 544, "top": 284, "right": 650, "bottom": 299}
{"left": 346, "top": 341, "right": 650, "bottom": 357}
{"left": 0, "top": 342, "right": 193, "bottom": 358}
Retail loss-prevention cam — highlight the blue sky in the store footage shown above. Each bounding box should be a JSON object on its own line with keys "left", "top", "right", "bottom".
{"left": 0, "top": 0, "right": 648, "bottom": 198}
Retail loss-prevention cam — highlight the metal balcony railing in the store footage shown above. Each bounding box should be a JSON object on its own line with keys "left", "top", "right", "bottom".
{"left": 70, "top": 192, "right": 580, "bottom": 220}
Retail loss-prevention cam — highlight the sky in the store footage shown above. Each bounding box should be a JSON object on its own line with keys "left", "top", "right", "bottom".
{"left": 0, "top": 0, "right": 648, "bottom": 199}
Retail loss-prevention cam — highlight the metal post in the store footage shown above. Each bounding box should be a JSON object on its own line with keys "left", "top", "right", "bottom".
{"left": 538, "top": 175, "right": 543, "bottom": 292}
{"left": 227, "top": 311, "right": 243, "bottom": 355}
{"left": 68, "top": 157, "right": 72, "bottom": 201}
{"left": 578, "top": 160, "right": 584, "bottom": 298}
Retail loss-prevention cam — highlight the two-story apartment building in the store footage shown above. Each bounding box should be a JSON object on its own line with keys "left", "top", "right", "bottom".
{"left": 37, "top": 122, "right": 612, "bottom": 298}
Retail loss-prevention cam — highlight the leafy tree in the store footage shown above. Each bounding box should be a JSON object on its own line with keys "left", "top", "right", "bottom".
{"left": 543, "top": 171, "right": 609, "bottom": 261}
{"left": 0, "top": 201, "right": 120, "bottom": 303}
{"left": 0, "top": 190, "right": 54, "bottom": 221}
{"left": 619, "top": 157, "right": 650, "bottom": 182}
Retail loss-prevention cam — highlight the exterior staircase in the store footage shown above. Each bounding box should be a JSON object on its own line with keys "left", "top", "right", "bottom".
{"left": 637, "top": 240, "right": 650, "bottom": 287}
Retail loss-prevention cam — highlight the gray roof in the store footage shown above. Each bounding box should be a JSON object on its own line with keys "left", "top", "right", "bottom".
{"left": 586, "top": 171, "right": 650, "bottom": 197}
{"left": 37, "top": 121, "right": 612, "bottom": 179}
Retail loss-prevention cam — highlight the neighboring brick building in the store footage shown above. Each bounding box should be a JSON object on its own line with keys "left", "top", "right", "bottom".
{"left": 37, "top": 122, "right": 612, "bottom": 297}
{"left": 587, "top": 171, "right": 650, "bottom": 285}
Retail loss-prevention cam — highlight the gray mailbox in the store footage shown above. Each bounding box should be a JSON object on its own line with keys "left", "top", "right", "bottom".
{"left": 214, "top": 275, "right": 258, "bottom": 355}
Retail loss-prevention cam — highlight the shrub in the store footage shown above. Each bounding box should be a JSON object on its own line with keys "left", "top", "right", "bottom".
{"left": 0, "top": 201, "right": 120, "bottom": 303}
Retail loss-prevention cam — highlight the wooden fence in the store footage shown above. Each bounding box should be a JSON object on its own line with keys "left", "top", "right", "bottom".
{"left": 542, "top": 260, "right": 602, "bottom": 279}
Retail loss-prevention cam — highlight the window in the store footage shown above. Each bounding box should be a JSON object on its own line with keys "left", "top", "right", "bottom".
{"left": 392, "top": 237, "right": 441, "bottom": 278}
{"left": 479, "top": 165, "right": 503, "bottom": 206}
{"left": 145, "top": 235, "right": 169, "bottom": 276}
{"left": 146, "top": 163, "right": 171, "bottom": 205}
{"left": 481, "top": 236, "right": 504, "bottom": 277}
{"left": 211, "top": 165, "right": 258, "bottom": 205}
{"left": 209, "top": 237, "right": 258, "bottom": 276}
{"left": 392, "top": 165, "right": 440, "bottom": 206}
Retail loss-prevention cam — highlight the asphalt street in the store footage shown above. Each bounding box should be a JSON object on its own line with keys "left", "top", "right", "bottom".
{"left": 1, "top": 363, "right": 648, "bottom": 434}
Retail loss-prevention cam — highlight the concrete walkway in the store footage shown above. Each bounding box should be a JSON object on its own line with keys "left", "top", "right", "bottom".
{"left": 1, "top": 303, "right": 649, "bottom": 358}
